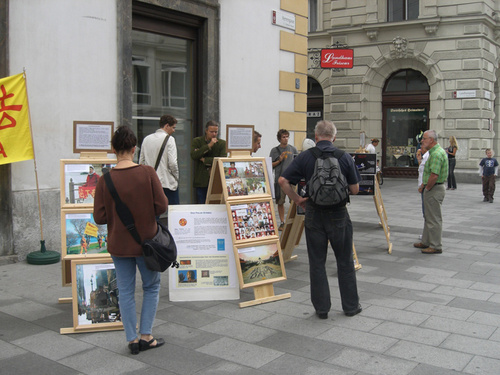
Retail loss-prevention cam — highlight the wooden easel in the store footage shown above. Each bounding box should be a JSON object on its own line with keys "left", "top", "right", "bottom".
{"left": 280, "top": 201, "right": 304, "bottom": 263}
{"left": 207, "top": 150, "right": 291, "bottom": 308}
{"left": 373, "top": 177, "right": 392, "bottom": 254}
{"left": 58, "top": 152, "right": 115, "bottom": 303}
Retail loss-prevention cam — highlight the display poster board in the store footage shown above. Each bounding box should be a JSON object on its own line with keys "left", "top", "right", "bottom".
{"left": 60, "top": 159, "right": 116, "bottom": 208}
{"left": 225, "top": 124, "right": 254, "bottom": 152}
{"left": 62, "top": 210, "right": 109, "bottom": 257}
{"left": 168, "top": 205, "right": 239, "bottom": 302}
{"left": 233, "top": 239, "right": 286, "bottom": 288}
{"left": 73, "top": 121, "right": 114, "bottom": 153}
{"left": 60, "top": 209, "right": 111, "bottom": 286}
{"left": 61, "top": 258, "right": 123, "bottom": 334}
{"left": 229, "top": 200, "right": 277, "bottom": 241}
{"left": 351, "top": 153, "right": 376, "bottom": 196}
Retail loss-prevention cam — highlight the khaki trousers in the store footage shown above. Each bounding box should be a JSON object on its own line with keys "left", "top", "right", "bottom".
{"left": 422, "top": 184, "right": 445, "bottom": 250}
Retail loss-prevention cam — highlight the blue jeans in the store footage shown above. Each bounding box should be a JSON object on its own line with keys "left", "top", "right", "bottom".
{"left": 111, "top": 256, "right": 161, "bottom": 342}
{"left": 196, "top": 187, "right": 208, "bottom": 204}
{"left": 163, "top": 188, "right": 179, "bottom": 205}
{"left": 448, "top": 158, "right": 456, "bottom": 189}
{"left": 304, "top": 203, "right": 359, "bottom": 314}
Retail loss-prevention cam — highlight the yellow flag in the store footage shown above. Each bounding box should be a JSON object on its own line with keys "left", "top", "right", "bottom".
{"left": 84, "top": 222, "right": 98, "bottom": 238}
{"left": 0, "top": 73, "right": 34, "bottom": 165}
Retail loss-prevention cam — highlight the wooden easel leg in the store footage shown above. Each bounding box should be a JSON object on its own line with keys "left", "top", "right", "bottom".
{"left": 373, "top": 179, "right": 393, "bottom": 254}
{"left": 353, "top": 244, "right": 362, "bottom": 270}
{"left": 239, "top": 284, "right": 291, "bottom": 308}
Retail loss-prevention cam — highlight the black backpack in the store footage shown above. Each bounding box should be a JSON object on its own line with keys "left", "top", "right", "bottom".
{"left": 307, "top": 147, "right": 349, "bottom": 207}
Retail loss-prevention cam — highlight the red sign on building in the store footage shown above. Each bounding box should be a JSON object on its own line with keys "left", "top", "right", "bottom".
{"left": 320, "top": 49, "right": 354, "bottom": 69}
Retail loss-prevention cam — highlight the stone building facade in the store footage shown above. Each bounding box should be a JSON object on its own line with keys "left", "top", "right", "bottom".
{"left": 308, "top": 0, "right": 499, "bottom": 181}
{"left": 1, "top": 0, "right": 308, "bottom": 261}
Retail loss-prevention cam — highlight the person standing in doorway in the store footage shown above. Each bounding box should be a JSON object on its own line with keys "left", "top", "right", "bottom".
{"left": 139, "top": 115, "right": 180, "bottom": 204}
{"left": 270, "top": 129, "right": 297, "bottom": 231}
{"left": 446, "top": 136, "right": 458, "bottom": 190}
{"left": 191, "top": 120, "right": 227, "bottom": 204}
{"left": 414, "top": 130, "right": 448, "bottom": 254}
{"left": 279, "top": 120, "right": 361, "bottom": 319}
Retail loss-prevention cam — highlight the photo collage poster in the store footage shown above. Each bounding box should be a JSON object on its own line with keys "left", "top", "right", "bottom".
{"left": 230, "top": 201, "right": 276, "bottom": 241}
{"left": 222, "top": 160, "right": 267, "bottom": 197}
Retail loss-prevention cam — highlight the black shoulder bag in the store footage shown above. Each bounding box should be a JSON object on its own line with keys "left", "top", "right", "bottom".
{"left": 103, "top": 172, "right": 179, "bottom": 272}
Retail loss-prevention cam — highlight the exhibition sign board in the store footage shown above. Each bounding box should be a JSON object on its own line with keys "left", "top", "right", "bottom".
{"left": 168, "top": 205, "right": 239, "bottom": 302}
{"left": 60, "top": 257, "right": 123, "bottom": 334}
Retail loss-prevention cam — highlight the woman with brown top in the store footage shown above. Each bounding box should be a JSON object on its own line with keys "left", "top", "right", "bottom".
{"left": 94, "top": 126, "right": 168, "bottom": 355}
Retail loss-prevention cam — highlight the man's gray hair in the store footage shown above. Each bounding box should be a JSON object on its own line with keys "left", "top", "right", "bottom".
{"left": 315, "top": 120, "right": 337, "bottom": 140}
{"left": 425, "top": 129, "right": 437, "bottom": 140}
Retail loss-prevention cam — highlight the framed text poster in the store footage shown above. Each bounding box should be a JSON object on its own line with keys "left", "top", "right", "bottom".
{"left": 73, "top": 121, "right": 113, "bottom": 153}
{"left": 168, "top": 205, "right": 239, "bottom": 302}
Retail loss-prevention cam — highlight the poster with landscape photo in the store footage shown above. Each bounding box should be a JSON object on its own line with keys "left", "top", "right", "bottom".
{"left": 62, "top": 210, "right": 109, "bottom": 257}
{"left": 235, "top": 241, "right": 286, "bottom": 288}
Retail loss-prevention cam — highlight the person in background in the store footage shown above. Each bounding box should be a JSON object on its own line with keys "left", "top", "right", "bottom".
{"left": 252, "top": 130, "right": 262, "bottom": 154}
{"left": 416, "top": 144, "right": 429, "bottom": 239}
{"left": 94, "top": 126, "right": 167, "bottom": 355}
{"left": 279, "top": 120, "right": 361, "bottom": 319}
{"left": 365, "top": 138, "right": 379, "bottom": 154}
{"left": 479, "top": 148, "right": 499, "bottom": 203}
{"left": 190, "top": 120, "right": 227, "bottom": 204}
{"left": 270, "top": 129, "right": 297, "bottom": 231}
{"left": 83, "top": 166, "right": 100, "bottom": 187}
{"left": 414, "top": 130, "right": 448, "bottom": 254}
{"left": 139, "top": 114, "right": 180, "bottom": 204}
{"left": 446, "top": 136, "right": 458, "bottom": 190}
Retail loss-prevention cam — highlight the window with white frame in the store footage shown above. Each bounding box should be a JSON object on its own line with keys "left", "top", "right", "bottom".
{"left": 161, "top": 64, "right": 187, "bottom": 109}
{"left": 132, "top": 56, "right": 151, "bottom": 105}
{"left": 388, "top": 0, "right": 419, "bottom": 22}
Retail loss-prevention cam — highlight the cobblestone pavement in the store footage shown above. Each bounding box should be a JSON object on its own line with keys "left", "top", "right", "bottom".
{"left": 1, "top": 178, "right": 499, "bottom": 375}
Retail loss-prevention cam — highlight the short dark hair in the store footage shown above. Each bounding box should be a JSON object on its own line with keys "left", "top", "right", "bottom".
{"left": 206, "top": 120, "right": 219, "bottom": 129}
{"left": 159, "top": 115, "right": 177, "bottom": 128}
{"left": 253, "top": 130, "right": 262, "bottom": 143}
{"left": 277, "top": 129, "right": 289, "bottom": 142}
{"left": 112, "top": 126, "right": 137, "bottom": 153}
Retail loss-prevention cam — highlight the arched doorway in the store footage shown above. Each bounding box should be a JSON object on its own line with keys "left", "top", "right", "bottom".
{"left": 382, "top": 69, "right": 430, "bottom": 177}
{"left": 307, "top": 77, "right": 324, "bottom": 139}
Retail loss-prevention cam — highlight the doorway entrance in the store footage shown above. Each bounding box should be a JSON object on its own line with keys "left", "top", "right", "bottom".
{"left": 382, "top": 69, "right": 430, "bottom": 177}
{"left": 131, "top": 4, "right": 204, "bottom": 203}
{"left": 307, "top": 77, "right": 324, "bottom": 140}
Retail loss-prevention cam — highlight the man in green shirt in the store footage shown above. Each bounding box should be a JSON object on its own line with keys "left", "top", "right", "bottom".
{"left": 414, "top": 130, "right": 448, "bottom": 254}
{"left": 191, "top": 120, "right": 227, "bottom": 203}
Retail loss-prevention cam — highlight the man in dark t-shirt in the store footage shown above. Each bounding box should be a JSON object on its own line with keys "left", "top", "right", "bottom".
{"left": 279, "top": 120, "right": 362, "bottom": 320}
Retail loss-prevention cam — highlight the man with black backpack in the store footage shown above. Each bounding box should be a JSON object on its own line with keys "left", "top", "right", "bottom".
{"left": 279, "top": 120, "right": 362, "bottom": 319}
